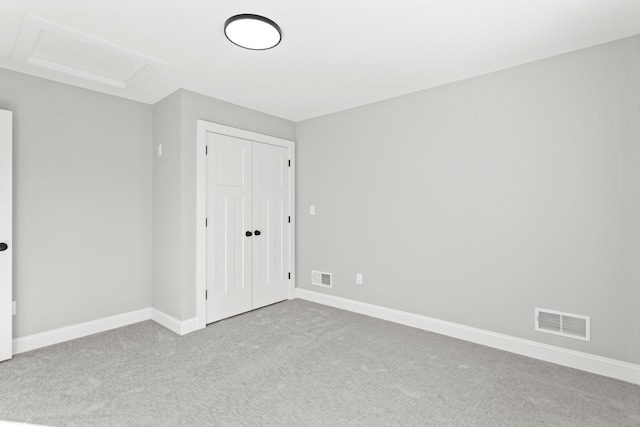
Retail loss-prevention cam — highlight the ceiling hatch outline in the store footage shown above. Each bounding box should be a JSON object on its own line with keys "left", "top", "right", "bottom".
{"left": 10, "top": 14, "right": 169, "bottom": 89}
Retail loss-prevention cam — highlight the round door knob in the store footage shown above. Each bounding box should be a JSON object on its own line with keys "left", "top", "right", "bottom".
{"left": 254, "top": 230, "right": 261, "bottom": 236}
{"left": 245, "top": 231, "right": 253, "bottom": 237}
{"left": 0, "top": 243, "right": 7, "bottom": 251}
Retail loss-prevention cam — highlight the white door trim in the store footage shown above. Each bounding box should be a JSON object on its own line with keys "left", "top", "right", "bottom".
{"left": 196, "top": 121, "right": 296, "bottom": 330}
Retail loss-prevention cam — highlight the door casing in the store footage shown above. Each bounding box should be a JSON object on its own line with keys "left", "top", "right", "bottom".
{"left": 196, "top": 120, "right": 295, "bottom": 330}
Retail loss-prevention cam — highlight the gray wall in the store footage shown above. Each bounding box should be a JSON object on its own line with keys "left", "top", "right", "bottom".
{"left": 296, "top": 35, "right": 640, "bottom": 364}
{"left": 152, "top": 89, "right": 295, "bottom": 320}
{"left": 0, "top": 69, "right": 153, "bottom": 338}
{"left": 152, "top": 90, "right": 182, "bottom": 319}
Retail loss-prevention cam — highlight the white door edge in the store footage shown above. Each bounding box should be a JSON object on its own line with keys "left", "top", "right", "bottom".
{"left": 196, "top": 120, "right": 296, "bottom": 330}
{"left": 0, "top": 109, "right": 12, "bottom": 362}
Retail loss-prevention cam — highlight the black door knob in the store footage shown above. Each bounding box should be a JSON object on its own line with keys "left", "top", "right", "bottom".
{"left": 0, "top": 243, "right": 7, "bottom": 251}
{"left": 254, "top": 230, "right": 261, "bottom": 236}
{"left": 245, "top": 231, "right": 253, "bottom": 237}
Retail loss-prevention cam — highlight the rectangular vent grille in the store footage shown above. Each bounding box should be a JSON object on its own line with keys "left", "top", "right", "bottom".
{"left": 311, "top": 270, "right": 332, "bottom": 288}
{"left": 535, "top": 308, "right": 590, "bottom": 341}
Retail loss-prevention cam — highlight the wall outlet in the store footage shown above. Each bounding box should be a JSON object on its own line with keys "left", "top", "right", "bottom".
{"left": 356, "top": 273, "right": 363, "bottom": 285}
{"left": 12, "top": 301, "right": 16, "bottom": 315}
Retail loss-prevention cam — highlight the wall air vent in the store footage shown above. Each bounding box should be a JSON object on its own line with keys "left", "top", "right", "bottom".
{"left": 535, "top": 308, "right": 590, "bottom": 341}
{"left": 311, "top": 270, "right": 332, "bottom": 288}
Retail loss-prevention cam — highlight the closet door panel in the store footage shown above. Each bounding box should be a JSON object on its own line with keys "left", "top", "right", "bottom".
{"left": 252, "top": 142, "right": 290, "bottom": 309}
{"left": 206, "top": 132, "right": 253, "bottom": 323}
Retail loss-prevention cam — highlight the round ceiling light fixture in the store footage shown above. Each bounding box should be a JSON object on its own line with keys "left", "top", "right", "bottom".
{"left": 224, "top": 14, "right": 282, "bottom": 50}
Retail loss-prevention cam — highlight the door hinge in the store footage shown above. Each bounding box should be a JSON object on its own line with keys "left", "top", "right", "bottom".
{"left": 205, "top": 218, "right": 208, "bottom": 227}
{"left": 205, "top": 290, "right": 208, "bottom": 300}
{"left": 288, "top": 216, "right": 291, "bottom": 223}
{"left": 288, "top": 159, "right": 291, "bottom": 167}
{"left": 288, "top": 272, "right": 291, "bottom": 280}
{"left": 205, "top": 146, "right": 208, "bottom": 155}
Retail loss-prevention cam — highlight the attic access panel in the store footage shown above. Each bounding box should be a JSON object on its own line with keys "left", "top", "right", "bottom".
{"left": 10, "top": 14, "right": 168, "bottom": 89}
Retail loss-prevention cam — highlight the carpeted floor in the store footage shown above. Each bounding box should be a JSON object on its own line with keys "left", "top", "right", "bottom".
{"left": 0, "top": 299, "right": 638, "bottom": 426}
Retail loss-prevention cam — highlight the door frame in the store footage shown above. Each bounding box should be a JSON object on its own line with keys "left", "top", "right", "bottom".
{"left": 195, "top": 120, "right": 296, "bottom": 330}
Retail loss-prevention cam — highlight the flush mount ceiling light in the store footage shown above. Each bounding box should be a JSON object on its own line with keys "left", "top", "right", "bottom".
{"left": 224, "top": 14, "right": 281, "bottom": 50}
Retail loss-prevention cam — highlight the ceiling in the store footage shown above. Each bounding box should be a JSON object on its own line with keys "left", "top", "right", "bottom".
{"left": 1, "top": 0, "right": 639, "bottom": 122}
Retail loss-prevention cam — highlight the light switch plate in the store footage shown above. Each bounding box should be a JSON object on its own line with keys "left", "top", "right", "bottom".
{"left": 310, "top": 205, "right": 316, "bottom": 215}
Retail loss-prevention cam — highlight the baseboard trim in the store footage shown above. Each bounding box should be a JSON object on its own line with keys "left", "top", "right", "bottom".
{"left": 11, "top": 307, "right": 200, "bottom": 355}
{"left": 12, "top": 308, "right": 151, "bottom": 355}
{"left": 295, "top": 288, "right": 640, "bottom": 385}
{"left": 150, "top": 308, "right": 198, "bottom": 336}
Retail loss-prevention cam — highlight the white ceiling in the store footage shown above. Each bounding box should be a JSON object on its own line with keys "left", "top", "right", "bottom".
{"left": 1, "top": 0, "right": 639, "bottom": 122}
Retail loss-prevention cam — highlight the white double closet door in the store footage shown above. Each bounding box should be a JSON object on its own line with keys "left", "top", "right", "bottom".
{"left": 206, "top": 132, "right": 290, "bottom": 323}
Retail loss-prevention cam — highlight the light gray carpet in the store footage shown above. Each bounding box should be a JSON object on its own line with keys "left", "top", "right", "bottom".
{"left": 0, "top": 299, "right": 638, "bottom": 426}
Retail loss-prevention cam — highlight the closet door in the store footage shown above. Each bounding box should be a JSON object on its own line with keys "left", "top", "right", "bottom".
{"left": 0, "top": 110, "right": 12, "bottom": 362}
{"left": 252, "top": 142, "right": 290, "bottom": 309}
{"left": 206, "top": 133, "right": 253, "bottom": 323}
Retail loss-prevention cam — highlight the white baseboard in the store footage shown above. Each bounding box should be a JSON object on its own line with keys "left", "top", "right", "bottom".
{"left": 150, "top": 308, "right": 198, "bottom": 336}
{"left": 12, "top": 308, "right": 151, "bottom": 355}
{"left": 12, "top": 306, "right": 200, "bottom": 355}
{"left": 295, "top": 288, "right": 640, "bottom": 386}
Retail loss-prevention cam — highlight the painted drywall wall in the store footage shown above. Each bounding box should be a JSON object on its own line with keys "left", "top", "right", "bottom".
{"left": 0, "top": 68, "right": 153, "bottom": 338}
{"left": 151, "top": 89, "right": 295, "bottom": 320}
{"left": 296, "top": 35, "right": 640, "bottom": 365}
{"left": 152, "top": 90, "right": 182, "bottom": 319}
